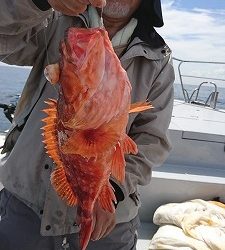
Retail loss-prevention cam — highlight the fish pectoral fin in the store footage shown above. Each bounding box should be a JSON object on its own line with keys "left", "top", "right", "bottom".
{"left": 62, "top": 127, "right": 119, "bottom": 158}
{"left": 122, "top": 135, "right": 138, "bottom": 155}
{"left": 129, "top": 101, "right": 153, "bottom": 114}
{"left": 51, "top": 167, "right": 77, "bottom": 206}
{"left": 98, "top": 183, "right": 116, "bottom": 213}
{"left": 111, "top": 143, "right": 126, "bottom": 183}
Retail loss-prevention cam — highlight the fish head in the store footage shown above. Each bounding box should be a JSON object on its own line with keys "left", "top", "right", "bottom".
{"left": 58, "top": 28, "right": 107, "bottom": 106}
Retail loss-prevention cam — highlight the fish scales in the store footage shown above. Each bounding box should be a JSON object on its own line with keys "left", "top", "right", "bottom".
{"left": 43, "top": 27, "right": 152, "bottom": 250}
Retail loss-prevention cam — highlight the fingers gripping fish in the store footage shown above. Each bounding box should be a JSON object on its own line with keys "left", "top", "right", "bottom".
{"left": 43, "top": 27, "right": 152, "bottom": 250}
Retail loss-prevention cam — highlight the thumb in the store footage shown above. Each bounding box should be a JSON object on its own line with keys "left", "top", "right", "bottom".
{"left": 89, "top": 0, "right": 106, "bottom": 8}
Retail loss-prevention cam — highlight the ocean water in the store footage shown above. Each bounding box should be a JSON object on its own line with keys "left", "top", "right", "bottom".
{"left": 0, "top": 66, "right": 31, "bottom": 132}
{"left": 0, "top": 65, "right": 225, "bottom": 132}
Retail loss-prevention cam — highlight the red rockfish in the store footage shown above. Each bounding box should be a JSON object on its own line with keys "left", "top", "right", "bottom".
{"left": 43, "top": 27, "right": 152, "bottom": 250}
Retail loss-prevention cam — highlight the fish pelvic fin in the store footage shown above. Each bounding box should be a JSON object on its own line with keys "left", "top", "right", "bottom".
{"left": 111, "top": 143, "right": 126, "bottom": 183}
{"left": 129, "top": 101, "right": 153, "bottom": 114}
{"left": 51, "top": 167, "right": 77, "bottom": 206}
{"left": 98, "top": 183, "right": 116, "bottom": 213}
{"left": 111, "top": 136, "right": 138, "bottom": 183}
{"left": 122, "top": 135, "right": 138, "bottom": 155}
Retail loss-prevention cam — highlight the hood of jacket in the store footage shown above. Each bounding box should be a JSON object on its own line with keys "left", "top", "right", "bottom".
{"left": 132, "top": 0, "right": 165, "bottom": 48}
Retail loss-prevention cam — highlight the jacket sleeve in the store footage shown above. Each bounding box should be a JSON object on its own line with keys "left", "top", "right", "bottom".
{"left": 0, "top": 0, "right": 52, "bottom": 66}
{"left": 123, "top": 55, "right": 175, "bottom": 195}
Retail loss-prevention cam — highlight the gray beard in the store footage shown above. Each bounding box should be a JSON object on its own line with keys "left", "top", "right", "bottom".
{"left": 103, "top": 2, "right": 131, "bottom": 18}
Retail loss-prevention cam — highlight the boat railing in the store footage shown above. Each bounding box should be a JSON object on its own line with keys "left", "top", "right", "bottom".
{"left": 172, "top": 57, "right": 225, "bottom": 109}
{"left": 188, "top": 81, "right": 219, "bottom": 109}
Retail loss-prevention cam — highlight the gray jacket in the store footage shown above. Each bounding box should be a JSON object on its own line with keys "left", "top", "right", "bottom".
{"left": 0, "top": 0, "right": 175, "bottom": 236}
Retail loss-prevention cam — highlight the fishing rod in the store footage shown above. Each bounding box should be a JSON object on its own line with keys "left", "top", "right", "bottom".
{"left": 0, "top": 102, "right": 16, "bottom": 123}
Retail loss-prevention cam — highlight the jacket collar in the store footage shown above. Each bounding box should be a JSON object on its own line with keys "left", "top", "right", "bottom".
{"left": 121, "top": 37, "right": 171, "bottom": 61}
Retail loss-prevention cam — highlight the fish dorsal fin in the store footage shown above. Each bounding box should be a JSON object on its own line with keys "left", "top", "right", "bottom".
{"left": 51, "top": 167, "right": 77, "bottom": 206}
{"left": 111, "top": 143, "right": 126, "bottom": 183}
{"left": 42, "top": 99, "right": 77, "bottom": 206}
{"left": 42, "top": 99, "right": 61, "bottom": 164}
{"left": 98, "top": 183, "right": 116, "bottom": 213}
{"left": 129, "top": 101, "right": 153, "bottom": 114}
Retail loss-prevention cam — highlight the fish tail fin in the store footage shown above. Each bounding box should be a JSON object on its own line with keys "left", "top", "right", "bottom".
{"left": 80, "top": 217, "right": 93, "bottom": 250}
{"left": 122, "top": 135, "right": 138, "bottom": 155}
{"left": 129, "top": 101, "right": 153, "bottom": 114}
{"left": 98, "top": 183, "right": 116, "bottom": 213}
{"left": 111, "top": 143, "right": 126, "bottom": 183}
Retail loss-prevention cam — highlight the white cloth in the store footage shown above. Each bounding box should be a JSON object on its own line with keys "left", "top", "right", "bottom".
{"left": 150, "top": 199, "right": 225, "bottom": 250}
{"left": 150, "top": 225, "right": 211, "bottom": 250}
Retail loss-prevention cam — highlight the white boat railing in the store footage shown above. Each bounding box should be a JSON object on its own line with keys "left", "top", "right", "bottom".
{"left": 173, "top": 57, "right": 225, "bottom": 109}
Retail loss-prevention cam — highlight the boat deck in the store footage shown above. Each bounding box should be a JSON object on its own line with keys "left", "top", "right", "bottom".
{"left": 0, "top": 100, "right": 225, "bottom": 249}
{"left": 171, "top": 99, "right": 225, "bottom": 136}
{"left": 137, "top": 100, "right": 225, "bottom": 248}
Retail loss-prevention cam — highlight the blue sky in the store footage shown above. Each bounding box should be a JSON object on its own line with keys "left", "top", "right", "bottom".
{"left": 159, "top": 0, "right": 225, "bottom": 86}
{"left": 170, "top": 0, "right": 225, "bottom": 10}
{"left": 159, "top": 0, "right": 225, "bottom": 60}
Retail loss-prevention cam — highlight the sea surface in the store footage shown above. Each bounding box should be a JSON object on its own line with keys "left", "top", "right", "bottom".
{"left": 0, "top": 65, "right": 225, "bottom": 132}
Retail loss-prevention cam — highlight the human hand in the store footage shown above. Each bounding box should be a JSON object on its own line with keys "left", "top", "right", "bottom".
{"left": 48, "top": 0, "right": 106, "bottom": 16}
{"left": 91, "top": 201, "right": 116, "bottom": 241}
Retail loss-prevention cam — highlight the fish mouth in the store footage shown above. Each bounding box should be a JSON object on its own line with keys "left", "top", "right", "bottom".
{"left": 61, "top": 28, "right": 105, "bottom": 68}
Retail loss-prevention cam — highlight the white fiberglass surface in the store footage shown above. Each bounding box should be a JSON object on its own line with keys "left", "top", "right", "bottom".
{"left": 170, "top": 100, "right": 225, "bottom": 136}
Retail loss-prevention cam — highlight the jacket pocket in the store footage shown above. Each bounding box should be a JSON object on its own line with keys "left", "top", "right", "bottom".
{"left": 128, "top": 215, "right": 141, "bottom": 234}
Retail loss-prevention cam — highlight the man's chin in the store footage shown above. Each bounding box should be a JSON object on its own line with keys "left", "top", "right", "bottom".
{"left": 102, "top": 2, "right": 131, "bottom": 19}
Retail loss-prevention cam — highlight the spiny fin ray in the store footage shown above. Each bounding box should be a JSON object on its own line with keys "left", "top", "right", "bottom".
{"left": 51, "top": 167, "right": 78, "bottom": 206}
{"left": 111, "top": 143, "right": 126, "bottom": 183}
{"left": 42, "top": 99, "right": 61, "bottom": 164}
{"left": 129, "top": 101, "right": 153, "bottom": 114}
{"left": 122, "top": 135, "right": 138, "bottom": 155}
{"left": 42, "top": 99, "right": 77, "bottom": 206}
{"left": 61, "top": 126, "right": 119, "bottom": 158}
{"left": 98, "top": 183, "right": 116, "bottom": 213}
